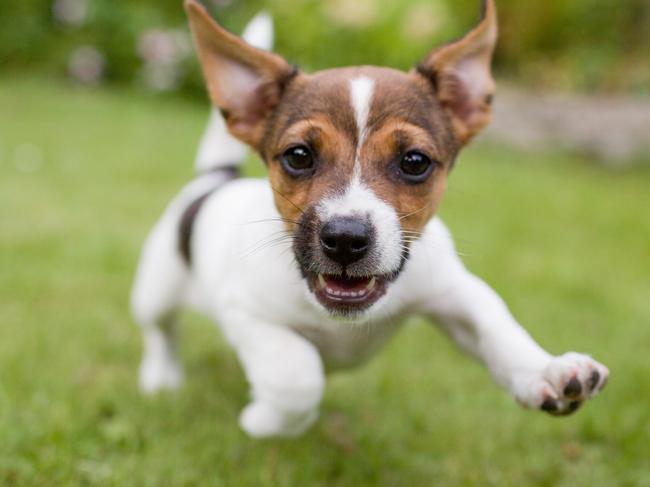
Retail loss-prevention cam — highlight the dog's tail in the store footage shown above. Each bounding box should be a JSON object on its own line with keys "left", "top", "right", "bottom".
{"left": 193, "top": 11, "right": 274, "bottom": 174}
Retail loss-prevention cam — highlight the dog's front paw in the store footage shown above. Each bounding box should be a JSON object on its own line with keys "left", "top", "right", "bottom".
{"left": 138, "top": 356, "right": 184, "bottom": 394}
{"left": 514, "top": 352, "right": 609, "bottom": 416}
{"left": 239, "top": 401, "right": 318, "bottom": 438}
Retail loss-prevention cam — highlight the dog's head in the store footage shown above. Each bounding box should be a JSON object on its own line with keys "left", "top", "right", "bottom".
{"left": 186, "top": 0, "right": 497, "bottom": 318}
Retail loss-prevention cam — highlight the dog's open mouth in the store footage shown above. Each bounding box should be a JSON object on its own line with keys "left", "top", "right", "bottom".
{"left": 307, "top": 273, "right": 388, "bottom": 313}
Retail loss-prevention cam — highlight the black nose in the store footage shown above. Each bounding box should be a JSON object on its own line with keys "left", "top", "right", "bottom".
{"left": 319, "top": 217, "right": 372, "bottom": 266}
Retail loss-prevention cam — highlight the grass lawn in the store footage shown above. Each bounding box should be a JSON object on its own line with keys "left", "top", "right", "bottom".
{"left": 1, "top": 76, "right": 649, "bottom": 486}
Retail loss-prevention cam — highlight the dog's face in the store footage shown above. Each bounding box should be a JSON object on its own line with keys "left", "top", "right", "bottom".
{"left": 264, "top": 68, "right": 457, "bottom": 315}
{"left": 186, "top": 0, "right": 497, "bottom": 317}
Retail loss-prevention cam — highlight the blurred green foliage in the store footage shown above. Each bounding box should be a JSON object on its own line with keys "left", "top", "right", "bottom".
{"left": 0, "top": 0, "right": 648, "bottom": 95}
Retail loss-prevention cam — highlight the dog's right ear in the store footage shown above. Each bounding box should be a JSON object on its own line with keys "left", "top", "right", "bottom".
{"left": 185, "top": 0, "right": 295, "bottom": 149}
{"left": 416, "top": 0, "right": 497, "bottom": 145}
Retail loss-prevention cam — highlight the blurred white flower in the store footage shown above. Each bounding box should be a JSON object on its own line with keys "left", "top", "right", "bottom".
{"left": 138, "top": 30, "right": 178, "bottom": 67}
{"left": 137, "top": 28, "right": 191, "bottom": 92}
{"left": 52, "top": 0, "right": 88, "bottom": 27}
{"left": 325, "top": 0, "right": 378, "bottom": 27}
{"left": 68, "top": 46, "right": 106, "bottom": 85}
{"left": 140, "top": 64, "right": 182, "bottom": 92}
{"left": 402, "top": 4, "right": 444, "bottom": 43}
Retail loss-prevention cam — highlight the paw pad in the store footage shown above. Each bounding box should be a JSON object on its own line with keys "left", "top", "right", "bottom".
{"left": 563, "top": 376, "right": 582, "bottom": 398}
{"left": 536, "top": 352, "right": 609, "bottom": 417}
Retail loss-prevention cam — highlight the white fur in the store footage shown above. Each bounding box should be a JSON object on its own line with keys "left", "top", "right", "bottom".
{"left": 241, "top": 12, "right": 273, "bottom": 51}
{"left": 194, "top": 109, "right": 247, "bottom": 173}
{"left": 349, "top": 76, "right": 374, "bottom": 175}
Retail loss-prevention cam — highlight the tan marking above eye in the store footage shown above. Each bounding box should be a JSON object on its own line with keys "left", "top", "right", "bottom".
{"left": 274, "top": 120, "right": 323, "bottom": 156}
{"left": 274, "top": 115, "right": 355, "bottom": 158}
{"left": 365, "top": 121, "right": 443, "bottom": 163}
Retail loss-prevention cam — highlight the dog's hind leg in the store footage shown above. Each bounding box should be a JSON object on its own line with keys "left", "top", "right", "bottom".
{"left": 131, "top": 211, "right": 189, "bottom": 394}
{"left": 131, "top": 159, "right": 239, "bottom": 394}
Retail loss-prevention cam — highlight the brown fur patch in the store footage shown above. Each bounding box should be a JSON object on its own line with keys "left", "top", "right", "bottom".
{"left": 263, "top": 66, "right": 458, "bottom": 238}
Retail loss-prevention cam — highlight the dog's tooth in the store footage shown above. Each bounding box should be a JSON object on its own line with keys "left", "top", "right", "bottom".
{"left": 318, "top": 274, "right": 326, "bottom": 289}
{"left": 327, "top": 288, "right": 341, "bottom": 296}
{"left": 366, "top": 277, "right": 377, "bottom": 291}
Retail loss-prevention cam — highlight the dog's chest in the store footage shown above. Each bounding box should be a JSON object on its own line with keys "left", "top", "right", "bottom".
{"left": 291, "top": 319, "right": 402, "bottom": 369}
{"left": 192, "top": 179, "right": 443, "bottom": 368}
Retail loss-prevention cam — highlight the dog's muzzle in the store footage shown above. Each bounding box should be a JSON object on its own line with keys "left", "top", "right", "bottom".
{"left": 293, "top": 208, "right": 407, "bottom": 317}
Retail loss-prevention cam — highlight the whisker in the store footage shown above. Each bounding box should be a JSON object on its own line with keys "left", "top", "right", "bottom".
{"left": 399, "top": 202, "right": 431, "bottom": 221}
{"left": 270, "top": 186, "right": 305, "bottom": 216}
{"left": 238, "top": 231, "right": 295, "bottom": 259}
{"left": 240, "top": 217, "right": 305, "bottom": 228}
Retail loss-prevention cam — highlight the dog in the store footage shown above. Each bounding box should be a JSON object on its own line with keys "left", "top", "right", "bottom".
{"left": 131, "top": 0, "right": 609, "bottom": 438}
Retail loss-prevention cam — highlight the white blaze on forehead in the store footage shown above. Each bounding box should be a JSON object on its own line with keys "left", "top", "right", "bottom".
{"left": 316, "top": 76, "right": 401, "bottom": 276}
{"left": 350, "top": 76, "right": 374, "bottom": 136}
{"left": 319, "top": 180, "right": 403, "bottom": 276}
{"left": 349, "top": 76, "right": 375, "bottom": 173}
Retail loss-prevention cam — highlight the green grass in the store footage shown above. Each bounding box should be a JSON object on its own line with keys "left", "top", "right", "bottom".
{"left": 1, "top": 76, "right": 649, "bottom": 486}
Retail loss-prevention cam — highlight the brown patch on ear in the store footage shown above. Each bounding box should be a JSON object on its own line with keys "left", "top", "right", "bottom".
{"left": 185, "top": 0, "right": 296, "bottom": 148}
{"left": 416, "top": 0, "right": 497, "bottom": 144}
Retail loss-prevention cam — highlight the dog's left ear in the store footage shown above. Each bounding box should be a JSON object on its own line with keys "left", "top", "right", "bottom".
{"left": 416, "top": 0, "right": 497, "bottom": 144}
{"left": 185, "top": 0, "right": 295, "bottom": 148}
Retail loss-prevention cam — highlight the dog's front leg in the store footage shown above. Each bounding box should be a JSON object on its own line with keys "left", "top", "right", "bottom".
{"left": 218, "top": 309, "right": 325, "bottom": 438}
{"left": 421, "top": 264, "right": 609, "bottom": 415}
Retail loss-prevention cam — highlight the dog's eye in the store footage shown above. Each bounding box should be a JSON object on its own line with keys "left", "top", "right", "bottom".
{"left": 281, "top": 145, "right": 315, "bottom": 176}
{"left": 399, "top": 151, "right": 435, "bottom": 183}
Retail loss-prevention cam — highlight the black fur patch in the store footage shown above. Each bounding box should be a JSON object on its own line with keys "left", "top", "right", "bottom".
{"left": 178, "top": 166, "right": 239, "bottom": 265}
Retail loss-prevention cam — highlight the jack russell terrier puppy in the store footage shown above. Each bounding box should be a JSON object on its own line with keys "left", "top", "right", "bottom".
{"left": 131, "top": 0, "right": 609, "bottom": 438}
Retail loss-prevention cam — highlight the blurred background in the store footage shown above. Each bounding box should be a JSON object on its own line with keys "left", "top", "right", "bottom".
{"left": 1, "top": 0, "right": 649, "bottom": 485}
{"left": 4, "top": 0, "right": 650, "bottom": 92}
{"left": 2, "top": 0, "right": 650, "bottom": 162}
